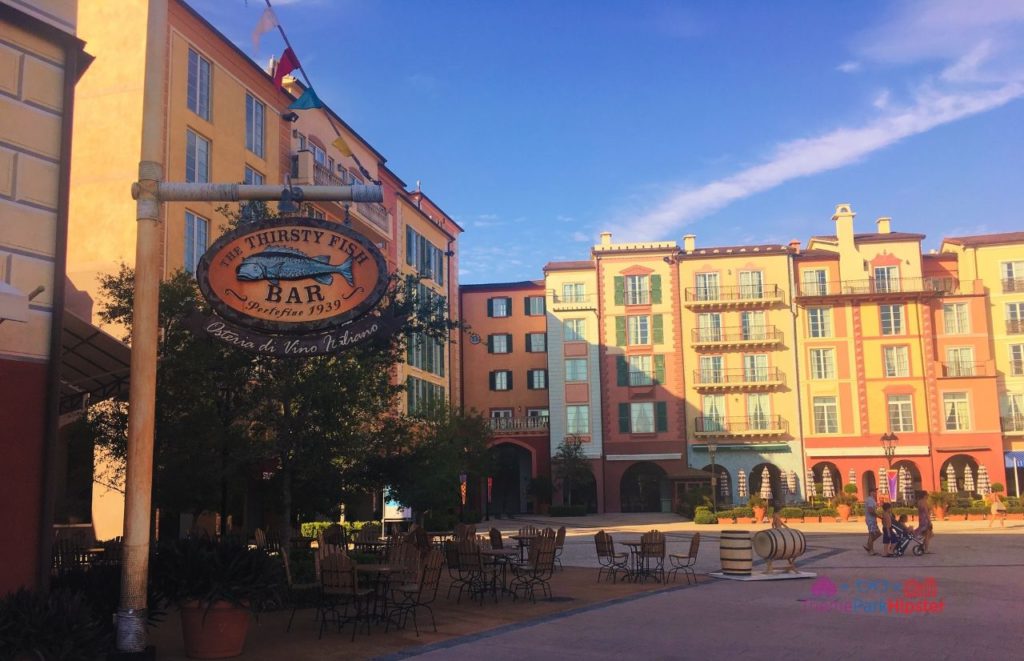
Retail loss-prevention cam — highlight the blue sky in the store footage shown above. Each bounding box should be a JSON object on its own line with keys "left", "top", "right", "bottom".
{"left": 194, "top": 0, "right": 1024, "bottom": 284}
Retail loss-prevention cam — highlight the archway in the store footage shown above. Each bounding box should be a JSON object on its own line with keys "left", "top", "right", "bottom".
{"left": 861, "top": 470, "right": 877, "bottom": 500}
{"left": 491, "top": 443, "right": 533, "bottom": 515}
{"left": 891, "top": 460, "right": 923, "bottom": 504}
{"left": 938, "top": 454, "right": 980, "bottom": 495}
{"left": 702, "top": 464, "right": 733, "bottom": 506}
{"left": 750, "top": 463, "right": 783, "bottom": 505}
{"left": 620, "top": 462, "right": 667, "bottom": 513}
{"left": 810, "top": 462, "right": 841, "bottom": 500}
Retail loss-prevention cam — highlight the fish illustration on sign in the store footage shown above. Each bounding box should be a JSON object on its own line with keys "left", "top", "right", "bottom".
{"left": 235, "top": 246, "right": 354, "bottom": 286}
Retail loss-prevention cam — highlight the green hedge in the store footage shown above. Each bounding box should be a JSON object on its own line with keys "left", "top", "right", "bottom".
{"left": 694, "top": 507, "right": 718, "bottom": 524}
{"left": 779, "top": 507, "right": 804, "bottom": 519}
{"left": 550, "top": 505, "right": 587, "bottom": 517}
{"left": 299, "top": 520, "right": 373, "bottom": 539}
{"left": 893, "top": 507, "right": 916, "bottom": 517}
{"left": 818, "top": 507, "right": 838, "bottom": 517}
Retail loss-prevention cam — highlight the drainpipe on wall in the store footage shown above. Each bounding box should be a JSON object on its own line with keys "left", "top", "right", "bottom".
{"left": 786, "top": 251, "right": 808, "bottom": 499}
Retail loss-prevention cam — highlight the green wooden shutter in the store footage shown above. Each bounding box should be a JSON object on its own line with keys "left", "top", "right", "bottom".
{"left": 618, "top": 403, "right": 630, "bottom": 433}
{"left": 654, "top": 354, "right": 665, "bottom": 385}
{"left": 406, "top": 334, "right": 414, "bottom": 364}
{"left": 488, "top": 371, "right": 495, "bottom": 390}
{"left": 616, "top": 356, "right": 628, "bottom": 386}
{"left": 651, "top": 275, "right": 662, "bottom": 304}
{"left": 507, "top": 372, "right": 513, "bottom": 390}
{"left": 652, "top": 314, "right": 664, "bottom": 344}
{"left": 615, "top": 316, "right": 626, "bottom": 346}
{"left": 524, "top": 297, "right": 530, "bottom": 315}
{"left": 504, "top": 297, "right": 512, "bottom": 315}
{"left": 487, "top": 335, "right": 495, "bottom": 353}
{"left": 614, "top": 276, "right": 624, "bottom": 306}
{"left": 405, "top": 226, "right": 414, "bottom": 266}
{"left": 655, "top": 401, "right": 668, "bottom": 432}
{"left": 487, "top": 298, "right": 494, "bottom": 317}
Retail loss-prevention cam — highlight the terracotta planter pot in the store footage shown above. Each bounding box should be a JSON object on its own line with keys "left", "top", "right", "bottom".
{"left": 837, "top": 504, "right": 851, "bottom": 522}
{"left": 968, "top": 514, "right": 985, "bottom": 521}
{"left": 737, "top": 517, "right": 754, "bottom": 524}
{"left": 180, "top": 600, "right": 251, "bottom": 659}
{"left": 753, "top": 507, "right": 766, "bottom": 522}
{"left": 932, "top": 506, "right": 947, "bottom": 521}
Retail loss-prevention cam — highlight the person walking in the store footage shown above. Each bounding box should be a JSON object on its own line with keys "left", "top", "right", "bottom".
{"left": 863, "top": 487, "right": 881, "bottom": 555}
{"left": 914, "top": 491, "right": 934, "bottom": 553}
{"left": 988, "top": 484, "right": 1007, "bottom": 528}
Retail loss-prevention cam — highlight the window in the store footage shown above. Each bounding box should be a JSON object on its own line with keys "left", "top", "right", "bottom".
{"left": 943, "top": 303, "right": 969, "bottom": 334}
{"left": 802, "top": 269, "right": 827, "bottom": 296}
{"left": 702, "top": 394, "right": 725, "bottom": 431}
{"left": 309, "top": 141, "right": 326, "bottom": 165}
{"left": 807, "top": 307, "right": 831, "bottom": 338}
{"left": 406, "top": 227, "right": 445, "bottom": 285}
{"left": 809, "top": 348, "right": 835, "bottom": 380}
{"left": 880, "top": 304, "right": 903, "bottom": 335}
{"left": 562, "top": 282, "right": 585, "bottom": 303}
{"left": 1002, "top": 261, "right": 1024, "bottom": 291}
{"left": 567, "top": 405, "right": 590, "bottom": 435}
{"left": 945, "top": 347, "right": 975, "bottom": 377}
{"left": 565, "top": 319, "right": 585, "bottom": 341}
{"left": 887, "top": 395, "right": 914, "bottom": 432}
{"left": 739, "top": 271, "right": 764, "bottom": 299}
{"left": 487, "top": 334, "right": 511, "bottom": 354}
{"left": 943, "top": 392, "right": 970, "bottom": 430}
{"left": 245, "top": 93, "right": 265, "bottom": 158}
{"left": 526, "top": 333, "right": 546, "bottom": 353}
{"left": 565, "top": 358, "right": 587, "bottom": 382}
{"left": 874, "top": 266, "right": 899, "bottom": 293}
{"left": 628, "top": 355, "right": 652, "bottom": 386}
{"left": 744, "top": 354, "right": 769, "bottom": 382}
{"left": 490, "top": 370, "right": 512, "bottom": 391}
{"left": 187, "top": 48, "right": 211, "bottom": 120}
{"left": 487, "top": 296, "right": 511, "bottom": 318}
{"left": 740, "top": 311, "right": 766, "bottom": 340}
{"left": 185, "top": 130, "right": 210, "bottom": 183}
{"left": 527, "top": 408, "right": 549, "bottom": 419}
{"left": 490, "top": 409, "right": 513, "bottom": 419}
{"left": 184, "top": 211, "right": 208, "bottom": 275}
{"left": 625, "top": 275, "right": 650, "bottom": 305}
{"left": 813, "top": 396, "right": 838, "bottom": 434}
{"left": 525, "top": 296, "right": 545, "bottom": 316}
{"left": 747, "top": 393, "right": 771, "bottom": 429}
{"left": 699, "top": 355, "right": 723, "bottom": 384}
{"left": 883, "top": 346, "right": 910, "bottom": 377}
{"left": 1011, "top": 344, "right": 1024, "bottom": 376}
{"left": 627, "top": 315, "right": 650, "bottom": 345}
{"left": 527, "top": 369, "right": 547, "bottom": 390}
{"left": 244, "top": 166, "right": 264, "bottom": 185}
{"left": 1008, "top": 393, "right": 1024, "bottom": 429}
{"left": 407, "top": 376, "right": 444, "bottom": 414}
{"left": 1007, "top": 303, "right": 1024, "bottom": 334}
{"left": 695, "top": 272, "right": 719, "bottom": 301}
{"left": 697, "top": 313, "right": 722, "bottom": 342}
{"left": 619, "top": 402, "right": 667, "bottom": 433}
{"left": 407, "top": 333, "right": 445, "bottom": 377}
{"left": 309, "top": 207, "right": 326, "bottom": 220}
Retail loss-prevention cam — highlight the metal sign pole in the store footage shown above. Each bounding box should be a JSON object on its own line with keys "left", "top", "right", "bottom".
{"left": 116, "top": 3, "right": 381, "bottom": 651}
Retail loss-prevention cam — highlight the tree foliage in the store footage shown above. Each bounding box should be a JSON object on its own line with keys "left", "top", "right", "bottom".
{"left": 552, "top": 435, "right": 594, "bottom": 506}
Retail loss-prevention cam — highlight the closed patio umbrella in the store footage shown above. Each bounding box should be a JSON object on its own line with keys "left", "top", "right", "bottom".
{"left": 806, "top": 468, "right": 816, "bottom": 498}
{"left": 737, "top": 469, "right": 747, "bottom": 499}
{"left": 977, "top": 465, "right": 991, "bottom": 495}
{"left": 849, "top": 468, "right": 856, "bottom": 485}
{"left": 964, "top": 466, "right": 975, "bottom": 493}
{"left": 760, "top": 466, "right": 773, "bottom": 500}
{"left": 879, "top": 467, "right": 889, "bottom": 498}
{"left": 946, "top": 463, "right": 958, "bottom": 493}
{"left": 900, "top": 467, "right": 913, "bottom": 503}
{"left": 822, "top": 467, "right": 835, "bottom": 499}
{"left": 720, "top": 470, "right": 730, "bottom": 499}
{"left": 787, "top": 470, "right": 797, "bottom": 496}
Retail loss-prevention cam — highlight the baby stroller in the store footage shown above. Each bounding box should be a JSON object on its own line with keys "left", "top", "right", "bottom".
{"left": 890, "top": 521, "right": 925, "bottom": 557}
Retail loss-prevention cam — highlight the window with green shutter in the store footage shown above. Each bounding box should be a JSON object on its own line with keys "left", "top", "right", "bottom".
{"left": 652, "top": 314, "right": 664, "bottom": 344}
{"left": 614, "top": 276, "right": 624, "bottom": 306}
{"left": 651, "top": 274, "right": 662, "bottom": 304}
{"left": 618, "top": 403, "right": 630, "bottom": 433}
{"left": 615, "top": 317, "right": 627, "bottom": 346}
{"left": 655, "top": 401, "right": 668, "bottom": 432}
{"left": 654, "top": 354, "right": 665, "bottom": 384}
{"left": 616, "top": 356, "right": 628, "bottom": 386}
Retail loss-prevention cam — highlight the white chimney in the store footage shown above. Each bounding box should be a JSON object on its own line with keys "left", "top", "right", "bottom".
{"left": 832, "top": 203, "right": 855, "bottom": 249}
{"left": 600, "top": 231, "right": 612, "bottom": 246}
{"left": 682, "top": 234, "right": 696, "bottom": 253}
{"left": 876, "top": 217, "right": 892, "bottom": 234}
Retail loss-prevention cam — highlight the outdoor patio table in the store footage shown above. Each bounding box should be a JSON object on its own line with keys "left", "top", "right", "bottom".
{"left": 355, "top": 563, "right": 401, "bottom": 625}
{"left": 620, "top": 541, "right": 643, "bottom": 582}
{"left": 510, "top": 535, "right": 536, "bottom": 563}
{"left": 480, "top": 548, "right": 518, "bottom": 597}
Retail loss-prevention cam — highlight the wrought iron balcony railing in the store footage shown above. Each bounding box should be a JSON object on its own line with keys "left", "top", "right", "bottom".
{"left": 684, "top": 284, "right": 785, "bottom": 305}
{"left": 940, "top": 362, "right": 990, "bottom": 378}
{"left": 488, "top": 416, "right": 549, "bottom": 433}
{"left": 549, "top": 291, "right": 597, "bottom": 310}
{"left": 692, "top": 366, "right": 785, "bottom": 388}
{"left": 691, "top": 325, "right": 784, "bottom": 346}
{"left": 1007, "top": 319, "right": 1024, "bottom": 335}
{"left": 1002, "top": 415, "right": 1024, "bottom": 433}
{"left": 1002, "top": 278, "right": 1024, "bottom": 293}
{"left": 796, "top": 277, "right": 958, "bottom": 298}
{"left": 694, "top": 415, "right": 788, "bottom": 435}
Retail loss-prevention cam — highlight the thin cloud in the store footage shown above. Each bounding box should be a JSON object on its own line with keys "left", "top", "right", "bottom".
{"left": 837, "top": 61, "right": 862, "bottom": 73}
{"left": 618, "top": 82, "right": 1024, "bottom": 240}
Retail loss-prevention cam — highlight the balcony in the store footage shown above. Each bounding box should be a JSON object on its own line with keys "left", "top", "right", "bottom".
{"left": 488, "top": 416, "right": 549, "bottom": 434}
{"left": 691, "top": 325, "right": 784, "bottom": 349}
{"left": 1003, "top": 278, "right": 1024, "bottom": 293}
{"left": 1002, "top": 415, "right": 1024, "bottom": 434}
{"left": 549, "top": 291, "right": 597, "bottom": 311}
{"left": 692, "top": 366, "right": 785, "bottom": 390}
{"left": 939, "top": 362, "right": 991, "bottom": 378}
{"left": 694, "top": 415, "right": 789, "bottom": 437}
{"left": 290, "top": 151, "right": 390, "bottom": 232}
{"left": 1007, "top": 320, "right": 1024, "bottom": 335}
{"left": 684, "top": 284, "right": 785, "bottom": 308}
{"left": 795, "top": 276, "right": 958, "bottom": 300}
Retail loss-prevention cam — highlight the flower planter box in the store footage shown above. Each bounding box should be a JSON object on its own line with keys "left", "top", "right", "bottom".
{"left": 1007, "top": 512, "right": 1024, "bottom": 520}
{"left": 736, "top": 517, "right": 754, "bottom": 524}
{"left": 967, "top": 514, "right": 986, "bottom": 521}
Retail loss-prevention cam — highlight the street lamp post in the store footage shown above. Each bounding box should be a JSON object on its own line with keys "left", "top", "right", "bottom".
{"left": 708, "top": 442, "right": 718, "bottom": 514}
{"left": 881, "top": 432, "right": 898, "bottom": 501}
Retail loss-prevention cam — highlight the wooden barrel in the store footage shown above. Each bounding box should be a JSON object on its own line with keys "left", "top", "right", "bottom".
{"left": 720, "top": 530, "right": 752, "bottom": 575}
{"left": 753, "top": 528, "right": 806, "bottom": 561}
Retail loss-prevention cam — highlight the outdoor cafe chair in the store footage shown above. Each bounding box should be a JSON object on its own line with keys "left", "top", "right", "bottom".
{"left": 638, "top": 530, "right": 666, "bottom": 583}
{"left": 509, "top": 536, "right": 556, "bottom": 602}
{"left": 387, "top": 548, "right": 444, "bottom": 636}
{"left": 318, "top": 553, "right": 374, "bottom": 641}
{"left": 668, "top": 533, "right": 701, "bottom": 585}
{"left": 489, "top": 528, "right": 504, "bottom": 550}
{"left": 323, "top": 524, "right": 348, "bottom": 549}
{"left": 282, "top": 549, "right": 320, "bottom": 633}
{"left": 593, "top": 531, "right": 628, "bottom": 583}
{"left": 553, "top": 526, "right": 566, "bottom": 569}
{"left": 456, "top": 539, "right": 498, "bottom": 604}
{"left": 518, "top": 525, "right": 539, "bottom": 538}
{"left": 444, "top": 541, "right": 473, "bottom": 602}
{"left": 388, "top": 541, "right": 421, "bottom": 586}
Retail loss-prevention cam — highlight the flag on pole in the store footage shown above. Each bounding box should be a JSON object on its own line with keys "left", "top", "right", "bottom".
{"left": 332, "top": 135, "right": 354, "bottom": 157}
{"left": 274, "top": 47, "right": 299, "bottom": 88}
{"left": 289, "top": 87, "right": 324, "bottom": 109}
{"left": 251, "top": 6, "right": 279, "bottom": 50}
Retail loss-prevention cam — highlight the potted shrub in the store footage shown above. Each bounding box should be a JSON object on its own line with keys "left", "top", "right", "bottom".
{"left": 527, "top": 476, "right": 554, "bottom": 515}
{"left": 748, "top": 495, "right": 766, "bottom": 523}
{"left": 152, "top": 537, "right": 281, "bottom": 659}
{"left": 928, "top": 491, "right": 954, "bottom": 521}
{"left": 734, "top": 506, "right": 754, "bottom": 524}
{"left": 779, "top": 506, "right": 804, "bottom": 523}
{"left": 835, "top": 484, "right": 858, "bottom": 522}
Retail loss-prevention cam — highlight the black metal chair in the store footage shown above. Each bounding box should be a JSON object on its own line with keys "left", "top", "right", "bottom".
{"left": 594, "top": 531, "right": 628, "bottom": 583}
{"left": 509, "top": 536, "right": 556, "bottom": 602}
{"left": 282, "top": 549, "right": 320, "bottom": 633}
{"left": 668, "top": 533, "right": 701, "bottom": 585}
{"left": 318, "top": 553, "right": 374, "bottom": 641}
{"left": 387, "top": 549, "right": 444, "bottom": 636}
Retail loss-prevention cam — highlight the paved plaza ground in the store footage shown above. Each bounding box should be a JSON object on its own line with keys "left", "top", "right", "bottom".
{"left": 150, "top": 515, "right": 1024, "bottom": 660}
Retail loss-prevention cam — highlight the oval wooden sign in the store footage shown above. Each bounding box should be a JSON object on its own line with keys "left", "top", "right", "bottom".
{"left": 196, "top": 217, "right": 389, "bottom": 334}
